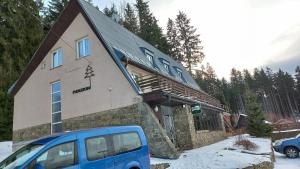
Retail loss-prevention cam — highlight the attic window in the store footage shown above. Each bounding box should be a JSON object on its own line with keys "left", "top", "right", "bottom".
{"left": 175, "top": 68, "right": 186, "bottom": 82}
{"left": 145, "top": 50, "right": 154, "bottom": 65}
{"left": 161, "top": 59, "right": 171, "bottom": 73}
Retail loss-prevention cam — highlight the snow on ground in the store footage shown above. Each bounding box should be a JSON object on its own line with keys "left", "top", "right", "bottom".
{"left": 272, "top": 129, "right": 300, "bottom": 133}
{"left": 151, "top": 135, "right": 272, "bottom": 169}
{"left": 274, "top": 152, "right": 300, "bottom": 169}
{"left": 0, "top": 141, "right": 12, "bottom": 161}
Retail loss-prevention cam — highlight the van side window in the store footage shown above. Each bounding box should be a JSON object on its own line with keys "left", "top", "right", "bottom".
{"left": 86, "top": 136, "right": 109, "bottom": 160}
{"left": 113, "top": 132, "right": 142, "bottom": 154}
{"left": 33, "top": 142, "right": 76, "bottom": 169}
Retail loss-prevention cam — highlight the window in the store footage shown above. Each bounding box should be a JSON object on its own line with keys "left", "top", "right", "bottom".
{"left": 131, "top": 74, "right": 139, "bottom": 83}
{"left": 113, "top": 132, "right": 142, "bottom": 154}
{"left": 52, "top": 48, "right": 62, "bottom": 68}
{"left": 193, "top": 109, "right": 222, "bottom": 131}
{"left": 175, "top": 68, "right": 186, "bottom": 82}
{"left": 34, "top": 142, "right": 76, "bottom": 169}
{"left": 161, "top": 59, "right": 170, "bottom": 73}
{"left": 51, "top": 81, "right": 62, "bottom": 133}
{"left": 77, "top": 37, "right": 90, "bottom": 58}
{"left": 0, "top": 144, "right": 44, "bottom": 169}
{"left": 85, "top": 132, "right": 141, "bottom": 161}
{"left": 86, "top": 136, "right": 111, "bottom": 161}
{"left": 145, "top": 50, "right": 154, "bottom": 65}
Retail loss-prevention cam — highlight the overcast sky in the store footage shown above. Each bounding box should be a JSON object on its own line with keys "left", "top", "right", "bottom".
{"left": 45, "top": 0, "right": 300, "bottom": 78}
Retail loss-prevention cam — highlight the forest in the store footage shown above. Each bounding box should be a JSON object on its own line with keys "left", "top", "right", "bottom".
{"left": 0, "top": 0, "right": 299, "bottom": 141}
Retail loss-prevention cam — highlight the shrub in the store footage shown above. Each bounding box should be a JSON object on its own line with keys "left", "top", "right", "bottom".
{"left": 244, "top": 89, "right": 273, "bottom": 137}
{"left": 234, "top": 135, "right": 258, "bottom": 151}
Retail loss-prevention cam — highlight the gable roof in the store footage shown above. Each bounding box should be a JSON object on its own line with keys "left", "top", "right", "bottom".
{"left": 10, "top": 0, "right": 203, "bottom": 96}
{"left": 77, "top": 0, "right": 201, "bottom": 91}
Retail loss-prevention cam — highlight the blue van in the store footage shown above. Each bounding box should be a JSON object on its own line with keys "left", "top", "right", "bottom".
{"left": 0, "top": 126, "right": 150, "bottom": 169}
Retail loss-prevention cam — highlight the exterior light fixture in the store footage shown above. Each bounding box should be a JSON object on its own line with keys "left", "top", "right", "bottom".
{"left": 154, "top": 106, "right": 159, "bottom": 112}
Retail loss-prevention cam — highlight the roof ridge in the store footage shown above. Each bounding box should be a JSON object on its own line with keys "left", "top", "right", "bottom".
{"left": 77, "top": 0, "right": 183, "bottom": 67}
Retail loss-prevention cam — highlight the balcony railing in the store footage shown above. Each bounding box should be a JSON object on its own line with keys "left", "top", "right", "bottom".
{"left": 137, "top": 74, "right": 223, "bottom": 109}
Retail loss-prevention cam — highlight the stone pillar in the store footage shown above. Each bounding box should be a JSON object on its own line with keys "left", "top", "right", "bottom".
{"left": 220, "top": 112, "right": 226, "bottom": 132}
{"left": 172, "top": 105, "right": 197, "bottom": 151}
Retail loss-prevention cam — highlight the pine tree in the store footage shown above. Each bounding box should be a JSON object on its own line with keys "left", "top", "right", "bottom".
{"left": 176, "top": 11, "right": 204, "bottom": 73}
{"left": 103, "top": 4, "right": 124, "bottom": 24}
{"left": 135, "top": 0, "right": 170, "bottom": 54}
{"left": 230, "top": 68, "right": 246, "bottom": 114}
{"left": 123, "top": 3, "right": 139, "bottom": 34}
{"left": 103, "top": 4, "right": 119, "bottom": 18}
{"left": 243, "top": 69, "right": 255, "bottom": 90}
{"left": 0, "top": 0, "right": 44, "bottom": 140}
{"left": 245, "top": 89, "right": 273, "bottom": 137}
{"left": 166, "top": 18, "right": 182, "bottom": 62}
{"left": 43, "top": 0, "right": 69, "bottom": 31}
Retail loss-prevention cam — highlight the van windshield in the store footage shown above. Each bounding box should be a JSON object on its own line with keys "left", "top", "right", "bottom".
{"left": 0, "top": 144, "right": 44, "bottom": 169}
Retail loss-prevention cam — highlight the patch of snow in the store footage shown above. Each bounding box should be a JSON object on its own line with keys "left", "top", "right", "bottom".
{"left": 151, "top": 135, "right": 272, "bottom": 169}
{"left": 0, "top": 141, "right": 12, "bottom": 161}
{"left": 273, "top": 129, "right": 300, "bottom": 133}
{"left": 264, "top": 120, "right": 272, "bottom": 124}
{"left": 274, "top": 152, "right": 300, "bottom": 169}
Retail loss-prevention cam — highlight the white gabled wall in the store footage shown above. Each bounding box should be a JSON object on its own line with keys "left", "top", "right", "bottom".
{"left": 13, "top": 13, "right": 141, "bottom": 131}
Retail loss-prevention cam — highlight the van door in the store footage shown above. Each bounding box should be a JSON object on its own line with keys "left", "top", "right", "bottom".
{"left": 113, "top": 132, "right": 143, "bottom": 169}
{"left": 80, "top": 135, "right": 114, "bottom": 169}
{"left": 26, "top": 141, "right": 80, "bottom": 169}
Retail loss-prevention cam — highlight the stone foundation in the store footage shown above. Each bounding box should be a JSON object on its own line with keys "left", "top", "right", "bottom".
{"left": 13, "top": 102, "right": 226, "bottom": 159}
{"left": 13, "top": 123, "right": 51, "bottom": 142}
{"left": 272, "top": 130, "right": 300, "bottom": 141}
{"left": 243, "top": 161, "right": 274, "bottom": 169}
{"left": 13, "top": 102, "right": 178, "bottom": 159}
{"left": 193, "top": 130, "right": 226, "bottom": 147}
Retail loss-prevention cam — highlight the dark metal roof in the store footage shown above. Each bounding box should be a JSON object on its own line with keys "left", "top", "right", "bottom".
{"left": 9, "top": 0, "right": 203, "bottom": 96}
{"left": 77, "top": 0, "right": 201, "bottom": 91}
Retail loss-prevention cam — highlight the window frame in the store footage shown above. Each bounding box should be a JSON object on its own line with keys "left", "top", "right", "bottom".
{"left": 28, "top": 141, "right": 78, "bottom": 169}
{"left": 161, "top": 59, "right": 171, "bottom": 74}
{"left": 51, "top": 81, "right": 62, "bottom": 134}
{"left": 76, "top": 37, "right": 90, "bottom": 59}
{"left": 84, "top": 131, "right": 142, "bottom": 161}
{"left": 193, "top": 109, "right": 222, "bottom": 131}
{"left": 175, "top": 67, "right": 186, "bottom": 82}
{"left": 112, "top": 132, "right": 142, "bottom": 156}
{"left": 145, "top": 50, "right": 154, "bottom": 65}
{"left": 51, "top": 48, "right": 62, "bottom": 69}
{"left": 85, "top": 135, "right": 112, "bottom": 161}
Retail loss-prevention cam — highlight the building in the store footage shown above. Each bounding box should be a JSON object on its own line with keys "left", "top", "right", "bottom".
{"left": 9, "top": 0, "right": 226, "bottom": 159}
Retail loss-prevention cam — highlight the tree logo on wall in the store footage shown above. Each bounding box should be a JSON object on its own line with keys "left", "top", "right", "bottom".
{"left": 73, "top": 64, "right": 95, "bottom": 94}
{"left": 84, "top": 65, "right": 95, "bottom": 88}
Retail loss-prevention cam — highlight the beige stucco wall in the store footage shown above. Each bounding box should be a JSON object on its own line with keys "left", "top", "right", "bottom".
{"left": 13, "top": 13, "right": 141, "bottom": 130}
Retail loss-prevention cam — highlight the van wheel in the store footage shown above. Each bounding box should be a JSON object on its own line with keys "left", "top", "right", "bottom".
{"left": 130, "top": 167, "right": 140, "bottom": 169}
{"left": 285, "top": 147, "right": 299, "bottom": 158}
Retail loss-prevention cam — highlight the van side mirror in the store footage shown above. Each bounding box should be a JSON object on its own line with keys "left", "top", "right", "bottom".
{"left": 33, "top": 163, "right": 45, "bottom": 169}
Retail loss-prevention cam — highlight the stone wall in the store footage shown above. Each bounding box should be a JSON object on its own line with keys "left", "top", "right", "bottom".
{"left": 272, "top": 130, "right": 300, "bottom": 141}
{"left": 13, "top": 102, "right": 178, "bottom": 159}
{"left": 243, "top": 161, "right": 274, "bottom": 169}
{"left": 173, "top": 105, "right": 195, "bottom": 150}
{"left": 13, "top": 123, "right": 51, "bottom": 142}
{"left": 193, "top": 130, "right": 226, "bottom": 147}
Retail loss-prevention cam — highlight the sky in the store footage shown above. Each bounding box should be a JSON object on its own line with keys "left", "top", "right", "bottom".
{"left": 45, "top": 0, "right": 300, "bottom": 78}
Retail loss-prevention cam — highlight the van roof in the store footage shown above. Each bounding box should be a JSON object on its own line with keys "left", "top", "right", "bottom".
{"left": 31, "top": 126, "right": 141, "bottom": 145}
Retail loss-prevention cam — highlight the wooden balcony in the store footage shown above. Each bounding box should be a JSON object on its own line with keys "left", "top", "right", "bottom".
{"left": 137, "top": 74, "right": 223, "bottom": 109}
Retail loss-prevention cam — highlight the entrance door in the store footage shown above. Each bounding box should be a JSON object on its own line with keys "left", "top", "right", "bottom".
{"left": 161, "top": 106, "right": 176, "bottom": 144}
